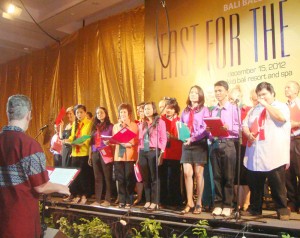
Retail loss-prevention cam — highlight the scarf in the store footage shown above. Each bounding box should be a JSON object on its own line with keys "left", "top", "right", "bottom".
{"left": 75, "top": 122, "right": 84, "bottom": 153}
{"left": 258, "top": 108, "right": 266, "bottom": 141}
{"left": 187, "top": 108, "right": 195, "bottom": 133}
{"left": 94, "top": 128, "right": 102, "bottom": 149}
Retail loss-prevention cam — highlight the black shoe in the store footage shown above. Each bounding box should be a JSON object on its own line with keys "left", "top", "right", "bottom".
{"left": 241, "top": 209, "right": 262, "bottom": 216}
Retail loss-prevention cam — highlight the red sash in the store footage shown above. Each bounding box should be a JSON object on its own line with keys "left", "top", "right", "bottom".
{"left": 75, "top": 122, "right": 84, "bottom": 153}
{"left": 187, "top": 108, "right": 195, "bottom": 133}
{"left": 94, "top": 130, "right": 102, "bottom": 148}
{"left": 258, "top": 108, "right": 266, "bottom": 141}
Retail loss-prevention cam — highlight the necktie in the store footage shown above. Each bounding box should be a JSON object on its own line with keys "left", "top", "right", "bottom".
{"left": 216, "top": 107, "right": 223, "bottom": 118}
{"left": 144, "top": 124, "right": 150, "bottom": 152}
{"left": 118, "top": 145, "right": 126, "bottom": 157}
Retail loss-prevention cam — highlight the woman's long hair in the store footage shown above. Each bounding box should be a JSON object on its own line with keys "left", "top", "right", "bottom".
{"left": 142, "top": 102, "right": 159, "bottom": 130}
{"left": 90, "top": 107, "right": 112, "bottom": 145}
{"left": 184, "top": 85, "right": 205, "bottom": 113}
{"left": 91, "top": 107, "right": 112, "bottom": 134}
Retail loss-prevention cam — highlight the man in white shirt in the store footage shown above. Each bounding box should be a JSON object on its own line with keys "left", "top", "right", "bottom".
{"left": 242, "top": 82, "right": 290, "bottom": 220}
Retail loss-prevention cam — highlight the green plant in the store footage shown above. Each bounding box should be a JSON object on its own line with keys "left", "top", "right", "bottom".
{"left": 39, "top": 201, "right": 55, "bottom": 228}
{"left": 279, "top": 232, "right": 291, "bottom": 238}
{"left": 192, "top": 220, "right": 209, "bottom": 238}
{"left": 57, "top": 217, "right": 74, "bottom": 238}
{"left": 132, "top": 218, "right": 162, "bottom": 238}
{"left": 57, "top": 216, "right": 112, "bottom": 238}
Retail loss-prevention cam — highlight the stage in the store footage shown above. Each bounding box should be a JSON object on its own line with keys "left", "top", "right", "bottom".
{"left": 43, "top": 196, "right": 300, "bottom": 238}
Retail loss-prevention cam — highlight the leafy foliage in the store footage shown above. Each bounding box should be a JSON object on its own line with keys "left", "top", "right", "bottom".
{"left": 57, "top": 217, "right": 112, "bottom": 238}
{"left": 279, "top": 232, "right": 292, "bottom": 238}
{"left": 192, "top": 220, "right": 209, "bottom": 238}
{"left": 132, "top": 218, "right": 162, "bottom": 238}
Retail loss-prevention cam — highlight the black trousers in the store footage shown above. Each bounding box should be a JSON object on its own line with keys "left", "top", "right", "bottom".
{"left": 160, "top": 159, "right": 182, "bottom": 206}
{"left": 91, "top": 151, "right": 113, "bottom": 203}
{"left": 210, "top": 140, "right": 236, "bottom": 208}
{"left": 114, "top": 161, "right": 135, "bottom": 204}
{"left": 286, "top": 138, "right": 300, "bottom": 209}
{"left": 53, "top": 154, "right": 62, "bottom": 167}
{"left": 61, "top": 144, "right": 72, "bottom": 167}
{"left": 247, "top": 166, "right": 289, "bottom": 215}
{"left": 139, "top": 149, "right": 160, "bottom": 204}
{"left": 70, "top": 156, "right": 93, "bottom": 197}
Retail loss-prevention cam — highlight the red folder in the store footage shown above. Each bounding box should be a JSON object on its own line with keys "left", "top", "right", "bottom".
{"left": 290, "top": 104, "right": 300, "bottom": 133}
{"left": 99, "top": 146, "right": 114, "bottom": 164}
{"left": 55, "top": 107, "right": 66, "bottom": 125}
{"left": 51, "top": 139, "right": 63, "bottom": 154}
{"left": 101, "top": 127, "right": 136, "bottom": 144}
{"left": 247, "top": 118, "right": 259, "bottom": 147}
{"left": 290, "top": 104, "right": 300, "bottom": 121}
{"left": 134, "top": 163, "right": 143, "bottom": 182}
{"left": 204, "top": 117, "right": 229, "bottom": 137}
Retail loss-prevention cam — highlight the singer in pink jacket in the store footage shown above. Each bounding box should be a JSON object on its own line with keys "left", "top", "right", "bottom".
{"left": 138, "top": 102, "right": 167, "bottom": 211}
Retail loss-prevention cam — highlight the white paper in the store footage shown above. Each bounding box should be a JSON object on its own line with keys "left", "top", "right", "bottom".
{"left": 49, "top": 168, "right": 79, "bottom": 186}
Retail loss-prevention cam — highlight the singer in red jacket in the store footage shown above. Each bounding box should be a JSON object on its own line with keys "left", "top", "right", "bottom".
{"left": 160, "top": 98, "right": 183, "bottom": 206}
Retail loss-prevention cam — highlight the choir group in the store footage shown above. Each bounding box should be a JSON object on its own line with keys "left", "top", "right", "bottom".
{"left": 50, "top": 80, "right": 300, "bottom": 221}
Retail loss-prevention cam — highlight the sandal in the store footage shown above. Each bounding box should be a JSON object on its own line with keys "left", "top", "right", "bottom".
{"left": 193, "top": 205, "right": 202, "bottom": 214}
{"left": 147, "top": 203, "right": 159, "bottom": 211}
{"left": 180, "top": 205, "right": 194, "bottom": 214}
{"left": 133, "top": 198, "right": 141, "bottom": 205}
{"left": 71, "top": 196, "right": 81, "bottom": 204}
{"left": 143, "top": 202, "right": 151, "bottom": 210}
{"left": 78, "top": 196, "right": 87, "bottom": 205}
{"left": 62, "top": 196, "right": 73, "bottom": 202}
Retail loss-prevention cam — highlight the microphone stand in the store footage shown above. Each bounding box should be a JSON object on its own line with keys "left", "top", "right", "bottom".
{"left": 234, "top": 102, "right": 242, "bottom": 221}
{"left": 41, "top": 194, "right": 47, "bottom": 237}
{"left": 154, "top": 104, "right": 168, "bottom": 210}
{"left": 34, "top": 126, "right": 48, "bottom": 140}
{"left": 34, "top": 125, "right": 49, "bottom": 236}
{"left": 34, "top": 130, "right": 44, "bottom": 140}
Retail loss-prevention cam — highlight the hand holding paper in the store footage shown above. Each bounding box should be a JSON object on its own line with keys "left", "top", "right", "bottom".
{"left": 247, "top": 118, "right": 259, "bottom": 147}
{"left": 176, "top": 121, "right": 190, "bottom": 142}
{"left": 204, "top": 117, "right": 229, "bottom": 137}
{"left": 101, "top": 127, "right": 136, "bottom": 144}
{"left": 71, "top": 135, "right": 91, "bottom": 145}
{"left": 47, "top": 167, "right": 80, "bottom": 186}
{"left": 55, "top": 107, "right": 66, "bottom": 126}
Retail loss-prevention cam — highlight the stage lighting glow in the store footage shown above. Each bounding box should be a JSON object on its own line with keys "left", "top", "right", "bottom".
{"left": 7, "top": 4, "right": 15, "bottom": 14}
{"left": 5, "top": 3, "right": 22, "bottom": 17}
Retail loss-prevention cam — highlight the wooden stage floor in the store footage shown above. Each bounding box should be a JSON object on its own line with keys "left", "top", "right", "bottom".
{"left": 44, "top": 196, "right": 300, "bottom": 237}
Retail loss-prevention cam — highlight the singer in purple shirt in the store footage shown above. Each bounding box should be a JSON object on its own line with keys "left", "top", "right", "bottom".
{"left": 180, "top": 85, "right": 209, "bottom": 215}
{"left": 209, "top": 80, "right": 240, "bottom": 217}
{"left": 138, "top": 102, "right": 167, "bottom": 211}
